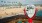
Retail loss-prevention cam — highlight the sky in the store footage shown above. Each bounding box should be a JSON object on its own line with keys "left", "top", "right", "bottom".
{"left": 0, "top": 0, "right": 42, "bottom": 5}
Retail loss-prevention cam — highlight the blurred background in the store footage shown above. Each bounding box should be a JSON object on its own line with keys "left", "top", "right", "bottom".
{"left": 0, "top": 0, "right": 42, "bottom": 23}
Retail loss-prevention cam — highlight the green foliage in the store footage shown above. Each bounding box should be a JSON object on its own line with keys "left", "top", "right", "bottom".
{"left": 17, "top": 20, "right": 22, "bottom": 23}
{"left": 36, "top": 10, "right": 42, "bottom": 16}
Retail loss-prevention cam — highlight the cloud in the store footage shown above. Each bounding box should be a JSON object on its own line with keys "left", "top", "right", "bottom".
{"left": 18, "top": 0, "right": 25, "bottom": 1}
{"left": 33, "top": 0, "right": 41, "bottom": 2}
